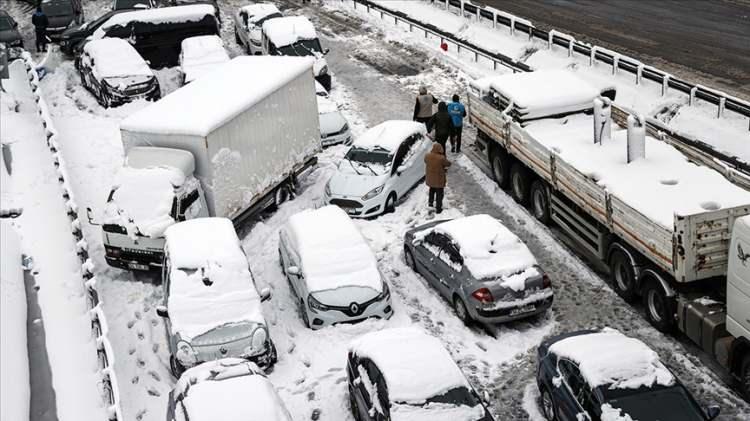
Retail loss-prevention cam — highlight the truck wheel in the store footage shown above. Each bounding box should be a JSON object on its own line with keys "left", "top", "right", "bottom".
{"left": 510, "top": 163, "right": 531, "bottom": 205}
{"left": 530, "top": 180, "right": 551, "bottom": 224}
{"left": 274, "top": 183, "right": 293, "bottom": 208}
{"left": 490, "top": 149, "right": 510, "bottom": 188}
{"left": 608, "top": 249, "right": 637, "bottom": 302}
{"left": 642, "top": 280, "right": 675, "bottom": 332}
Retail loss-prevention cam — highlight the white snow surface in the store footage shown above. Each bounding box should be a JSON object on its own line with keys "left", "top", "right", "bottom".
{"left": 240, "top": 3, "right": 281, "bottom": 24}
{"left": 354, "top": 120, "right": 426, "bottom": 152}
{"left": 285, "top": 205, "right": 383, "bottom": 294}
{"left": 165, "top": 218, "right": 265, "bottom": 340}
{"left": 600, "top": 404, "right": 636, "bottom": 421}
{"left": 390, "top": 402, "right": 486, "bottom": 421}
{"left": 525, "top": 114, "right": 750, "bottom": 228}
{"left": 94, "top": 4, "right": 216, "bottom": 38}
{"left": 120, "top": 56, "right": 314, "bottom": 136}
{"left": 548, "top": 328, "right": 675, "bottom": 390}
{"left": 262, "top": 16, "right": 318, "bottom": 47}
{"left": 349, "top": 328, "right": 471, "bottom": 404}
{"left": 83, "top": 38, "right": 153, "bottom": 79}
{"left": 180, "top": 35, "right": 230, "bottom": 84}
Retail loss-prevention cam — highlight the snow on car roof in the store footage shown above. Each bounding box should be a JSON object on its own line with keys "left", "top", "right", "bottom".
{"left": 94, "top": 4, "right": 216, "bottom": 38}
{"left": 120, "top": 56, "right": 314, "bottom": 137}
{"left": 286, "top": 206, "right": 382, "bottom": 294}
{"left": 83, "top": 38, "right": 152, "bottom": 79}
{"left": 240, "top": 3, "right": 281, "bottom": 23}
{"left": 164, "top": 218, "right": 265, "bottom": 340}
{"left": 316, "top": 96, "right": 339, "bottom": 115}
{"left": 548, "top": 328, "right": 676, "bottom": 390}
{"left": 180, "top": 35, "right": 230, "bottom": 83}
{"left": 353, "top": 120, "right": 426, "bottom": 152}
{"left": 350, "top": 328, "right": 470, "bottom": 404}
{"left": 262, "top": 16, "right": 317, "bottom": 47}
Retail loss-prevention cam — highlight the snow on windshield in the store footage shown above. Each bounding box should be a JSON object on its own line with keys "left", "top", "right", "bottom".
{"left": 341, "top": 147, "right": 391, "bottom": 176}
{"left": 263, "top": 16, "right": 318, "bottom": 48}
{"left": 390, "top": 402, "right": 485, "bottom": 421}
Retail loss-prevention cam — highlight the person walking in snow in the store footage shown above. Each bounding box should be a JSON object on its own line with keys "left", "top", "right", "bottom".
{"left": 424, "top": 143, "right": 451, "bottom": 214}
{"left": 413, "top": 86, "right": 437, "bottom": 126}
{"left": 32, "top": 5, "right": 49, "bottom": 53}
{"left": 427, "top": 101, "right": 453, "bottom": 151}
{"left": 447, "top": 94, "right": 467, "bottom": 153}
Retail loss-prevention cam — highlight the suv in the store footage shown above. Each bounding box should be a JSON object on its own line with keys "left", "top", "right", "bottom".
{"left": 233, "top": 3, "right": 282, "bottom": 55}
{"left": 41, "top": 0, "right": 82, "bottom": 38}
{"left": 261, "top": 16, "right": 331, "bottom": 90}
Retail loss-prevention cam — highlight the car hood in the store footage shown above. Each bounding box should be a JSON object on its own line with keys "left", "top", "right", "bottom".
{"left": 328, "top": 170, "right": 388, "bottom": 198}
{"left": 0, "top": 29, "right": 22, "bottom": 43}
{"left": 312, "top": 285, "right": 381, "bottom": 307}
{"left": 319, "top": 110, "right": 346, "bottom": 135}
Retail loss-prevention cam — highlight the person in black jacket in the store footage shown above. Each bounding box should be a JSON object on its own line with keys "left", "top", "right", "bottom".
{"left": 427, "top": 102, "right": 453, "bottom": 152}
{"left": 31, "top": 6, "right": 49, "bottom": 53}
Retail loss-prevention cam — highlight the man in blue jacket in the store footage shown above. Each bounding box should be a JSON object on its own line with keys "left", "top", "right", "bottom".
{"left": 447, "top": 94, "right": 467, "bottom": 153}
{"left": 31, "top": 6, "right": 49, "bottom": 53}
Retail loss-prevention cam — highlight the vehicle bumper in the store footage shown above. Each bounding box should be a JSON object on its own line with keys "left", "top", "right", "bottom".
{"left": 104, "top": 246, "right": 163, "bottom": 271}
{"left": 324, "top": 191, "right": 386, "bottom": 218}
{"left": 306, "top": 297, "right": 393, "bottom": 330}
{"left": 470, "top": 290, "right": 554, "bottom": 324}
{"left": 109, "top": 85, "right": 161, "bottom": 107}
{"left": 321, "top": 130, "right": 352, "bottom": 147}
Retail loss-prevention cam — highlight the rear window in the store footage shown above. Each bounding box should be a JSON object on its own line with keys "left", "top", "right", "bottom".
{"left": 43, "top": 1, "right": 74, "bottom": 16}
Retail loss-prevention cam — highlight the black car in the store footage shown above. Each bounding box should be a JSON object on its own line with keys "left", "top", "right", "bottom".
{"left": 41, "top": 0, "right": 82, "bottom": 38}
{"left": 0, "top": 11, "right": 23, "bottom": 49}
{"left": 112, "top": 0, "right": 156, "bottom": 11}
{"left": 536, "top": 329, "right": 721, "bottom": 421}
{"left": 59, "top": 9, "right": 126, "bottom": 55}
{"left": 170, "top": 0, "right": 220, "bottom": 22}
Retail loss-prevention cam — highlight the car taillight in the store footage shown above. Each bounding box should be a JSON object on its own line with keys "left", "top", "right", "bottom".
{"left": 472, "top": 288, "right": 493, "bottom": 304}
{"left": 542, "top": 274, "right": 551, "bottom": 289}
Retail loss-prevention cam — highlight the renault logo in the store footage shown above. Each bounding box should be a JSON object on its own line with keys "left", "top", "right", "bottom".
{"left": 349, "top": 303, "right": 360, "bottom": 314}
{"left": 219, "top": 347, "right": 228, "bottom": 355}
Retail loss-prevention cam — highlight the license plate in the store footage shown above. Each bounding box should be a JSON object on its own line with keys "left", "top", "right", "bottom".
{"left": 510, "top": 305, "right": 535, "bottom": 316}
{"left": 128, "top": 262, "right": 150, "bottom": 271}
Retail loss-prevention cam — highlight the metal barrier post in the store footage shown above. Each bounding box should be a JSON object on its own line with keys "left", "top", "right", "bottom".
{"left": 718, "top": 97, "right": 726, "bottom": 118}
{"left": 662, "top": 75, "right": 669, "bottom": 96}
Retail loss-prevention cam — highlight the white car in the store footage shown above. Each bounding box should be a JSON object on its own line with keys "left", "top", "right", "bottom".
{"left": 166, "top": 359, "right": 293, "bottom": 421}
{"left": 261, "top": 16, "right": 331, "bottom": 90}
{"left": 317, "top": 96, "right": 351, "bottom": 147}
{"left": 157, "top": 218, "right": 276, "bottom": 376}
{"left": 179, "top": 35, "right": 230, "bottom": 84}
{"left": 324, "top": 120, "right": 430, "bottom": 218}
{"left": 233, "top": 3, "right": 282, "bottom": 55}
{"left": 278, "top": 205, "right": 393, "bottom": 329}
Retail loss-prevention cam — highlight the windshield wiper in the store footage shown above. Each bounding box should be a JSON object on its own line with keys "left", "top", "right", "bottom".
{"left": 345, "top": 158, "right": 362, "bottom": 175}
{"left": 359, "top": 161, "right": 378, "bottom": 176}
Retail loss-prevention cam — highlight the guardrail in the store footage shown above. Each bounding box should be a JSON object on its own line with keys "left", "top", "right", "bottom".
{"left": 348, "top": 0, "right": 750, "bottom": 189}
{"left": 19, "top": 52, "right": 123, "bottom": 421}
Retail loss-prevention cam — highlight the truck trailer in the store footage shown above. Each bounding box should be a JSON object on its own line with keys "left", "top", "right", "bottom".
{"left": 467, "top": 69, "right": 750, "bottom": 398}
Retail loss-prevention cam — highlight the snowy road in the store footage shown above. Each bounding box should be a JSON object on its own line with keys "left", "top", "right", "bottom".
{"left": 7, "top": 0, "right": 750, "bottom": 420}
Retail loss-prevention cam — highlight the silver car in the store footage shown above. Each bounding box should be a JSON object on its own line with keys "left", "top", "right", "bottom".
{"left": 403, "top": 214, "right": 553, "bottom": 324}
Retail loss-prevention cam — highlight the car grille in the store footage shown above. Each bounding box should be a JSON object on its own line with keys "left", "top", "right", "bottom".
{"left": 329, "top": 198, "right": 363, "bottom": 209}
{"left": 121, "top": 248, "right": 163, "bottom": 264}
{"left": 124, "top": 81, "right": 153, "bottom": 95}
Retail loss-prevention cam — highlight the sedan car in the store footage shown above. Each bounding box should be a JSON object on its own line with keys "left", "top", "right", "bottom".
{"left": 404, "top": 214, "right": 553, "bottom": 324}
{"left": 317, "top": 95, "right": 351, "bottom": 147}
{"left": 76, "top": 37, "right": 160, "bottom": 108}
{"left": 348, "top": 327, "right": 495, "bottom": 421}
{"left": 536, "top": 328, "right": 721, "bottom": 421}
{"left": 324, "top": 120, "right": 429, "bottom": 217}
{"left": 0, "top": 11, "right": 23, "bottom": 49}
{"left": 233, "top": 3, "right": 282, "bottom": 55}
{"left": 179, "top": 35, "right": 229, "bottom": 84}
{"left": 278, "top": 205, "right": 393, "bottom": 329}
{"left": 167, "top": 359, "right": 293, "bottom": 421}
{"left": 157, "top": 218, "right": 276, "bottom": 377}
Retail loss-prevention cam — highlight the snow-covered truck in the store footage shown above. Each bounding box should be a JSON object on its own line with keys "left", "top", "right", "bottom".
{"left": 95, "top": 56, "right": 320, "bottom": 271}
{"left": 467, "top": 69, "right": 750, "bottom": 397}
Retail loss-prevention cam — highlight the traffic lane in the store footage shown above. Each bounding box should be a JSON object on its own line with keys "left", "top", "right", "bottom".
{"left": 475, "top": 0, "right": 750, "bottom": 97}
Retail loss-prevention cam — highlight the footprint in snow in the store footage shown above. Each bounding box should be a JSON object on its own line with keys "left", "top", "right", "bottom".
{"left": 128, "top": 347, "right": 136, "bottom": 355}
{"left": 149, "top": 370, "right": 161, "bottom": 382}
{"left": 150, "top": 318, "right": 158, "bottom": 326}
{"left": 311, "top": 409, "right": 321, "bottom": 420}
{"left": 147, "top": 388, "right": 161, "bottom": 397}
{"left": 131, "top": 376, "right": 139, "bottom": 384}
{"left": 152, "top": 343, "right": 159, "bottom": 353}
{"left": 135, "top": 409, "right": 147, "bottom": 421}
{"left": 307, "top": 391, "right": 315, "bottom": 401}
{"left": 137, "top": 331, "right": 145, "bottom": 341}
{"left": 288, "top": 343, "right": 296, "bottom": 354}
{"left": 134, "top": 310, "right": 142, "bottom": 320}
{"left": 136, "top": 358, "right": 146, "bottom": 368}
{"left": 127, "top": 320, "right": 135, "bottom": 329}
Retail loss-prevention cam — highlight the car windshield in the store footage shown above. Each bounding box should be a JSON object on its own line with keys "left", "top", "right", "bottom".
{"left": 277, "top": 39, "right": 322, "bottom": 57}
{"left": 604, "top": 385, "right": 706, "bottom": 421}
{"left": 396, "top": 386, "right": 481, "bottom": 409}
{"left": 342, "top": 147, "right": 391, "bottom": 175}
{"left": 252, "top": 12, "right": 281, "bottom": 27}
{"left": 43, "top": 1, "right": 74, "bottom": 16}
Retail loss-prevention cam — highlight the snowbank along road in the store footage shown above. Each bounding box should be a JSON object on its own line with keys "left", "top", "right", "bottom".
{"left": 3, "top": 0, "right": 750, "bottom": 420}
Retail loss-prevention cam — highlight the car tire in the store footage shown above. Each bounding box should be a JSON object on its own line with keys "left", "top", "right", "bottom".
{"left": 608, "top": 248, "right": 637, "bottom": 302}
{"left": 453, "top": 296, "right": 472, "bottom": 326}
{"left": 740, "top": 354, "right": 750, "bottom": 401}
{"left": 642, "top": 279, "right": 675, "bottom": 332}
{"left": 510, "top": 163, "right": 531, "bottom": 205}
{"left": 170, "top": 356, "right": 185, "bottom": 379}
{"left": 530, "top": 180, "right": 551, "bottom": 224}
{"left": 539, "top": 387, "right": 557, "bottom": 421}
{"left": 272, "top": 182, "right": 294, "bottom": 210}
{"left": 490, "top": 148, "right": 511, "bottom": 189}
{"left": 404, "top": 246, "right": 417, "bottom": 270}
{"left": 385, "top": 192, "right": 397, "bottom": 214}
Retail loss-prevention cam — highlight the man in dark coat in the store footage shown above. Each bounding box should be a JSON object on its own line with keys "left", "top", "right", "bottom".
{"left": 413, "top": 86, "right": 437, "bottom": 126}
{"left": 424, "top": 142, "right": 451, "bottom": 214}
{"left": 32, "top": 6, "right": 49, "bottom": 53}
{"left": 427, "top": 101, "right": 453, "bottom": 151}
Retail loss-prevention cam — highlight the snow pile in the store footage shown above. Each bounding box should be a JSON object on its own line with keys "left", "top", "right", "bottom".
{"left": 83, "top": 38, "right": 153, "bottom": 79}
{"left": 262, "top": 16, "right": 318, "bottom": 47}
{"left": 241, "top": 3, "right": 282, "bottom": 24}
{"left": 94, "top": 4, "right": 216, "bottom": 38}
{"left": 0, "top": 221, "right": 29, "bottom": 421}
{"left": 525, "top": 114, "right": 750, "bottom": 228}
{"left": 349, "top": 327, "right": 471, "bottom": 404}
{"left": 180, "top": 35, "right": 230, "bottom": 83}
{"left": 165, "top": 218, "right": 265, "bottom": 340}
{"left": 600, "top": 404, "right": 636, "bottom": 421}
{"left": 286, "top": 205, "right": 383, "bottom": 293}
{"left": 354, "top": 120, "right": 426, "bottom": 152}
{"left": 548, "top": 328, "right": 675, "bottom": 390}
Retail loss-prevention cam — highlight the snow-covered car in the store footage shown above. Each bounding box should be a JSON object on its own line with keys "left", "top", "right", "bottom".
{"left": 0, "top": 11, "right": 23, "bottom": 49}
{"left": 404, "top": 214, "right": 553, "bottom": 325}
{"left": 167, "top": 359, "right": 293, "bottom": 421}
{"left": 261, "top": 16, "right": 331, "bottom": 90}
{"left": 179, "top": 35, "right": 230, "bottom": 84}
{"left": 324, "top": 120, "right": 429, "bottom": 218}
{"left": 348, "top": 327, "right": 495, "bottom": 421}
{"left": 112, "top": 0, "right": 156, "bottom": 11}
{"left": 233, "top": 3, "right": 282, "bottom": 55}
{"left": 76, "top": 38, "right": 160, "bottom": 108}
{"left": 157, "top": 218, "right": 276, "bottom": 376}
{"left": 317, "top": 96, "right": 351, "bottom": 147}
{"left": 278, "top": 205, "right": 393, "bottom": 329}
{"left": 536, "top": 328, "right": 720, "bottom": 421}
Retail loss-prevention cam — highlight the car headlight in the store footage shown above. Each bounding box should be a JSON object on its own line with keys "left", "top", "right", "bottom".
{"left": 308, "top": 294, "right": 329, "bottom": 312}
{"left": 244, "top": 327, "right": 267, "bottom": 356}
{"left": 362, "top": 185, "right": 384, "bottom": 201}
{"left": 324, "top": 180, "right": 331, "bottom": 196}
{"left": 176, "top": 340, "right": 198, "bottom": 366}
{"left": 318, "top": 65, "right": 328, "bottom": 76}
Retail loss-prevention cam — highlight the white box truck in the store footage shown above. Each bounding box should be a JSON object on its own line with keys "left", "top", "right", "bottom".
{"left": 467, "top": 69, "right": 750, "bottom": 398}
{"left": 91, "top": 56, "right": 320, "bottom": 271}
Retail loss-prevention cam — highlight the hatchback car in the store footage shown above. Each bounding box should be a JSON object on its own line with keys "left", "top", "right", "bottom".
{"left": 42, "top": 0, "right": 82, "bottom": 38}
{"left": 166, "top": 359, "right": 293, "bottom": 421}
{"left": 348, "top": 327, "right": 495, "bottom": 421}
{"left": 0, "top": 11, "right": 23, "bottom": 49}
{"left": 324, "top": 120, "right": 429, "bottom": 217}
{"left": 262, "top": 16, "right": 330, "bottom": 90}
{"left": 278, "top": 205, "right": 393, "bottom": 329}
{"left": 233, "top": 3, "right": 282, "bottom": 55}
{"left": 157, "top": 218, "right": 276, "bottom": 377}
{"left": 179, "top": 35, "right": 229, "bottom": 84}
{"left": 317, "top": 95, "right": 351, "bottom": 147}
{"left": 404, "top": 214, "right": 553, "bottom": 325}
{"left": 76, "top": 37, "right": 160, "bottom": 107}
{"left": 536, "top": 328, "right": 721, "bottom": 421}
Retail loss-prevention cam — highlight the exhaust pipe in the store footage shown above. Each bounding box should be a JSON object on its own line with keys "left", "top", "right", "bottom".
{"left": 627, "top": 113, "right": 646, "bottom": 163}
{"left": 593, "top": 97, "right": 611, "bottom": 145}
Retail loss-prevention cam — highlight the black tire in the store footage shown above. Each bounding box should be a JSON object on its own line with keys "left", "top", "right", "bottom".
{"left": 539, "top": 386, "right": 557, "bottom": 421}
{"left": 642, "top": 279, "right": 675, "bottom": 332}
{"left": 510, "top": 163, "right": 531, "bottom": 205}
{"left": 385, "top": 192, "right": 397, "bottom": 213}
{"left": 170, "top": 356, "right": 185, "bottom": 379}
{"left": 273, "top": 183, "right": 293, "bottom": 209}
{"left": 609, "top": 248, "right": 638, "bottom": 302}
{"left": 530, "top": 180, "right": 551, "bottom": 224}
{"left": 739, "top": 354, "right": 750, "bottom": 400}
{"left": 404, "top": 246, "right": 417, "bottom": 270}
{"left": 234, "top": 29, "right": 241, "bottom": 44}
{"left": 453, "top": 296, "right": 472, "bottom": 325}
{"left": 490, "top": 148, "right": 511, "bottom": 188}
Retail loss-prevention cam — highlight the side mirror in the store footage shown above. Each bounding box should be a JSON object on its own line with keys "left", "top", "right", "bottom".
{"left": 259, "top": 287, "right": 272, "bottom": 302}
{"left": 287, "top": 266, "right": 300, "bottom": 276}
{"left": 155, "top": 305, "right": 169, "bottom": 318}
{"left": 86, "top": 207, "right": 100, "bottom": 226}
{"left": 396, "top": 164, "right": 407, "bottom": 175}
{"left": 705, "top": 405, "right": 720, "bottom": 420}
{"left": 482, "top": 390, "right": 491, "bottom": 404}
{"left": 323, "top": 48, "right": 330, "bottom": 56}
